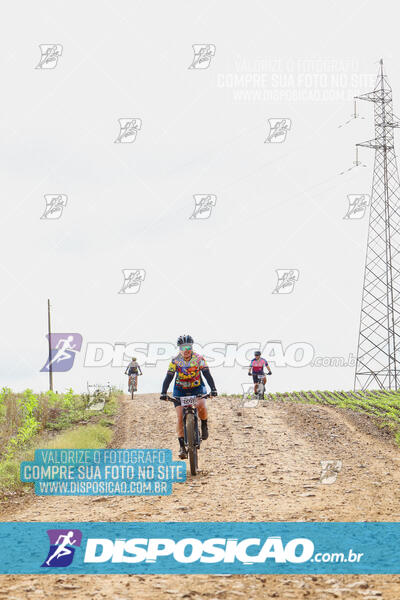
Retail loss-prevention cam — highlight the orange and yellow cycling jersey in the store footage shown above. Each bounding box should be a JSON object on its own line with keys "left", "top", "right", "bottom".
{"left": 167, "top": 352, "right": 208, "bottom": 389}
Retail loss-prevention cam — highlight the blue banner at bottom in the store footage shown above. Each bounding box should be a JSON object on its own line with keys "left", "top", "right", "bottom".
{"left": 0, "top": 522, "right": 398, "bottom": 574}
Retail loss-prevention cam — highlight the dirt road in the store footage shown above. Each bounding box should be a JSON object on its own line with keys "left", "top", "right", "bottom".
{"left": 1, "top": 394, "right": 400, "bottom": 599}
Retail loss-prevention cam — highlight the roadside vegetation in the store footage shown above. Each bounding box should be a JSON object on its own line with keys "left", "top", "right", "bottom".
{"left": 0, "top": 387, "right": 122, "bottom": 495}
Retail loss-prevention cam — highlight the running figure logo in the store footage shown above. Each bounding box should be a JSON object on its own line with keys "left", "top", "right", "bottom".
{"left": 265, "top": 118, "right": 292, "bottom": 143}
{"left": 188, "top": 44, "right": 216, "bottom": 69}
{"left": 40, "top": 333, "right": 83, "bottom": 372}
{"left": 272, "top": 269, "right": 299, "bottom": 294}
{"left": 114, "top": 118, "right": 142, "bottom": 143}
{"left": 343, "top": 194, "right": 369, "bottom": 219}
{"left": 119, "top": 269, "right": 146, "bottom": 294}
{"left": 41, "top": 529, "right": 82, "bottom": 568}
{"left": 189, "top": 194, "right": 217, "bottom": 220}
{"left": 35, "top": 44, "right": 63, "bottom": 69}
{"left": 40, "top": 194, "right": 68, "bottom": 220}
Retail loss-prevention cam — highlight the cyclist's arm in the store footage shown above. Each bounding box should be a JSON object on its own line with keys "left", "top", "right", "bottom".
{"left": 138, "top": 366, "right": 143, "bottom": 375}
{"left": 263, "top": 359, "right": 272, "bottom": 374}
{"left": 202, "top": 367, "right": 216, "bottom": 392}
{"left": 161, "top": 371, "right": 174, "bottom": 394}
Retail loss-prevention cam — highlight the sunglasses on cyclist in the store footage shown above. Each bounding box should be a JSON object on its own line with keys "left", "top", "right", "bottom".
{"left": 179, "top": 344, "right": 193, "bottom": 351}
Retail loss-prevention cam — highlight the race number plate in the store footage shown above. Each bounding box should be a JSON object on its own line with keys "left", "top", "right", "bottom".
{"left": 180, "top": 396, "right": 197, "bottom": 407}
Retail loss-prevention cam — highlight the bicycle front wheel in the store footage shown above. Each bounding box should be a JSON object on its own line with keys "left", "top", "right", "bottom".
{"left": 186, "top": 413, "right": 198, "bottom": 476}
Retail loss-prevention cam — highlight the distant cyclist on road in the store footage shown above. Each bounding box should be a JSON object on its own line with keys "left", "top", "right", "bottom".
{"left": 160, "top": 335, "right": 217, "bottom": 459}
{"left": 124, "top": 357, "right": 142, "bottom": 392}
{"left": 248, "top": 351, "right": 272, "bottom": 395}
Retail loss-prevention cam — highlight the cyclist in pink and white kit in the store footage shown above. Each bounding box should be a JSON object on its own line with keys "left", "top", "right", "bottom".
{"left": 248, "top": 351, "right": 272, "bottom": 395}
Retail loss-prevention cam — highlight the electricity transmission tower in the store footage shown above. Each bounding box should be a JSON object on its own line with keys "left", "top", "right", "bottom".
{"left": 354, "top": 59, "right": 400, "bottom": 390}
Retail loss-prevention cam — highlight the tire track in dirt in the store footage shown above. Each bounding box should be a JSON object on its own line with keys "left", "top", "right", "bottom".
{"left": 1, "top": 394, "right": 400, "bottom": 599}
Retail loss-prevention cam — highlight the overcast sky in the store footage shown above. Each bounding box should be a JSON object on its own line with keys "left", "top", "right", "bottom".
{"left": 0, "top": 0, "right": 398, "bottom": 394}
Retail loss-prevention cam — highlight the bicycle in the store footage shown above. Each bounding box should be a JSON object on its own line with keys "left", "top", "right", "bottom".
{"left": 248, "top": 373, "right": 268, "bottom": 400}
{"left": 165, "top": 393, "right": 209, "bottom": 476}
{"left": 128, "top": 373, "right": 139, "bottom": 399}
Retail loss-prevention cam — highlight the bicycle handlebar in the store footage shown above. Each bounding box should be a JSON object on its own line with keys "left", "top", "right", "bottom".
{"left": 163, "top": 393, "right": 211, "bottom": 403}
{"left": 248, "top": 372, "right": 270, "bottom": 376}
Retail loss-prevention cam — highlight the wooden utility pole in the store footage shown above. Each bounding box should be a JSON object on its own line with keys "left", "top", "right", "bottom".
{"left": 47, "top": 299, "right": 53, "bottom": 391}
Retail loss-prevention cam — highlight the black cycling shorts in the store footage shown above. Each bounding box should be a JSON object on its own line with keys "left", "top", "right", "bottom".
{"left": 252, "top": 373, "right": 266, "bottom": 384}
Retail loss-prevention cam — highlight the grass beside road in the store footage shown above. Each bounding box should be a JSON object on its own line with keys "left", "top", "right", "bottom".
{"left": 0, "top": 387, "right": 122, "bottom": 496}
